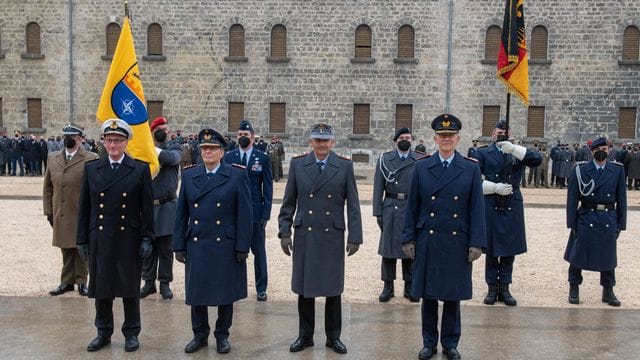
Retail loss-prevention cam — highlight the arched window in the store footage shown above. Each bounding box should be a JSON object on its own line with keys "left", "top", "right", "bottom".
{"left": 270, "top": 24, "right": 287, "bottom": 59}
{"left": 484, "top": 25, "right": 501, "bottom": 61}
{"left": 623, "top": 25, "right": 639, "bottom": 61}
{"left": 26, "top": 22, "right": 41, "bottom": 55}
{"left": 229, "top": 24, "right": 245, "bottom": 57}
{"left": 530, "top": 25, "right": 549, "bottom": 60}
{"left": 355, "top": 25, "right": 372, "bottom": 59}
{"left": 397, "top": 25, "right": 415, "bottom": 59}
{"left": 147, "top": 23, "right": 163, "bottom": 56}
{"left": 105, "top": 23, "right": 121, "bottom": 56}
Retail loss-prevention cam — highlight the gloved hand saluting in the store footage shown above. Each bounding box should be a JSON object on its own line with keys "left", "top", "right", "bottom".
{"left": 468, "top": 247, "right": 482, "bottom": 262}
{"left": 139, "top": 238, "right": 153, "bottom": 259}
{"left": 175, "top": 251, "right": 186, "bottom": 264}
{"left": 497, "top": 141, "right": 527, "bottom": 160}
{"left": 482, "top": 180, "right": 513, "bottom": 196}
{"left": 402, "top": 241, "right": 416, "bottom": 260}
{"left": 280, "top": 235, "right": 293, "bottom": 256}
{"left": 346, "top": 243, "right": 359, "bottom": 256}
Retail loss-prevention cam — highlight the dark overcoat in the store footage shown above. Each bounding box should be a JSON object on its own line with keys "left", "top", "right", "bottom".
{"left": 372, "top": 150, "right": 421, "bottom": 259}
{"left": 402, "top": 152, "right": 486, "bottom": 301}
{"left": 624, "top": 151, "right": 640, "bottom": 179}
{"left": 224, "top": 148, "right": 273, "bottom": 223}
{"left": 76, "top": 155, "right": 154, "bottom": 299}
{"left": 474, "top": 143, "right": 541, "bottom": 256}
{"left": 173, "top": 162, "right": 252, "bottom": 306}
{"left": 565, "top": 160, "right": 626, "bottom": 271}
{"left": 278, "top": 151, "right": 363, "bottom": 298}
{"left": 557, "top": 149, "right": 575, "bottom": 178}
{"left": 152, "top": 142, "right": 182, "bottom": 236}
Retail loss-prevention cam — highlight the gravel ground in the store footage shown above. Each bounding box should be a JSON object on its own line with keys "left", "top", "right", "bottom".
{"left": 1, "top": 174, "right": 638, "bottom": 310}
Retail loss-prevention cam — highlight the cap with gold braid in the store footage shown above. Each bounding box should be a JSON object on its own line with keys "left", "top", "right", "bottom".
{"left": 198, "top": 128, "right": 227, "bottom": 148}
{"left": 101, "top": 119, "right": 133, "bottom": 139}
{"left": 431, "top": 114, "right": 462, "bottom": 134}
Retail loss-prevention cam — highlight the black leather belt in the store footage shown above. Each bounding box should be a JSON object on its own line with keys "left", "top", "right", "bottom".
{"left": 581, "top": 202, "right": 615, "bottom": 211}
{"left": 385, "top": 192, "right": 407, "bottom": 200}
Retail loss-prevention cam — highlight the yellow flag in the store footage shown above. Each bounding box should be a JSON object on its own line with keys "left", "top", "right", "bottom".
{"left": 96, "top": 17, "right": 159, "bottom": 175}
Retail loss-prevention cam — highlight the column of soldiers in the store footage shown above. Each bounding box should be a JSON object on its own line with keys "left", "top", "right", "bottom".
{"left": 35, "top": 113, "right": 628, "bottom": 359}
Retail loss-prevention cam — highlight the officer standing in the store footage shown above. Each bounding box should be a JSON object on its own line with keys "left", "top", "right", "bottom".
{"left": 474, "top": 120, "right": 541, "bottom": 306}
{"left": 76, "top": 119, "right": 154, "bottom": 352}
{"left": 173, "top": 128, "right": 252, "bottom": 354}
{"left": 224, "top": 120, "right": 273, "bottom": 301}
{"left": 565, "top": 137, "right": 626, "bottom": 306}
{"left": 278, "top": 123, "right": 362, "bottom": 355}
{"left": 43, "top": 124, "right": 99, "bottom": 297}
{"left": 402, "top": 114, "right": 485, "bottom": 360}
{"left": 373, "top": 127, "right": 420, "bottom": 303}
{"left": 267, "top": 136, "right": 282, "bottom": 181}
{"left": 466, "top": 139, "right": 479, "bottom": 158}
{"left": 140, "top": 117, "right": 182, "bottom": 300}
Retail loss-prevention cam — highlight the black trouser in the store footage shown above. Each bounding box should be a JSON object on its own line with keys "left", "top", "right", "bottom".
{"left": 568, "top": 265, "right": 615, "bottom": 287}
{"left": 381, "top": 257, "right": 413, "bottom": 282}
{"left": 142, "top": 234, "right": 173, "bottom": 284}
{"left": 485, "top": 255, "right": 515, "bottom": 285}
{"left": 421, "top": 299, "right": 461, "bottom": 349}
{"left": 95, "top": 298, "right": 140, "bottom": 338}
{"left": 298, "top": 295, "right": 341, "bottom": 340}
{"left": 60, "top": 248, "right": 87, "bottom": 285}
{"left": 527, "top": 166, "right": 538, "bottom": 184}
{"left": 191, "top": 304, "right": 233, "bottom": 340}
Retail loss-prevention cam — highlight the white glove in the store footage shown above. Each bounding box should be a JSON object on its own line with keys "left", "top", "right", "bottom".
{"left": 497, "top": 141, "right": 527, "bottom": 160}
{"left": 482, "top": 180, "right": 513, "bottom": 195}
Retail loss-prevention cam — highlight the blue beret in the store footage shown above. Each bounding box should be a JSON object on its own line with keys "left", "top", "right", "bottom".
{"left": 309, "top": 123, "right": 334, "bottom": 139}
{"left": 590, "top": 137, "right": 607, "bottom": 150}
{"left": 495, "top": 119, "right": 507, "bottom": 130}
{"left": 431, "top": 114, "right": 461, "bottom": 134}
{"left": 393, "top": 127, "right": 411, "bottom": 141}
{"left": 198, "top": 128, "right": 227, "bottom": 148}
{"left": 238, "top": 120, "right": 254, "bottom": 133}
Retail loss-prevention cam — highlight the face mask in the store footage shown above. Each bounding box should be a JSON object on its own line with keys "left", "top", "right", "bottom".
{"left": 593, "top": 150, "right": 607, "bottom": 162}
{"left": 397, "top": 140, "right": 411, "bottom": 151}
{"left": 64, "top": 136, "right": 76, "bottom": 149}
{"left": 238, "top": 136, "right": 251, "bottom": 148}
{"left": 153, "top": 130, "right": 167, "bottom": 143}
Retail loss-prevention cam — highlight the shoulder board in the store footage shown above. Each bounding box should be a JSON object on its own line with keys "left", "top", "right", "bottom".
{"left": 134, "top": 159, "right": 150, "bottom": 165}
{"left": 414, "top": 150, "right": 426, "bottom": 155}
{"left": 416, "top": 154, "right": 431, "bottom": 161}
{"left": 337, "top": 154, "right": 351, "bottom": 161}
{"left": 293, "top": 152, "right": 308, "bottom": 159}
{"left": 575, "top": 161, "right": 588, "bottom": 165}
{"left": 182, "top": 164, "right": 197, "bottom": 171}
{"left": 610, "top": 161, "right": 623, "bottom": 166}
{"left": 478, "top": 145, "right": 489, "bottom": 149}
{"left": 85, "top": 156, "right": 100, "bottom": 162}
{"left": 464, "top": 156, "right": 478, "bottom": 163}
{"left": 232, "top": 163, "right": 246, "bottom": 170}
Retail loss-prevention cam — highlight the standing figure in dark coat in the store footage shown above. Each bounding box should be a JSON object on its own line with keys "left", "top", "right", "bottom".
{"left": 173, "top": 128, "right": 252, "bottom": 354}
{"left": 372, "top": 127, "right": 420, "bottom": 303}
{"left": 557, "top": 145, "right": 574, "bottom": 188}
{"left": 224, "top": 119, "right": 273, "bottom": 302}
{"left": 76, "top": 119, "right": 154, "bottom": 353}
{"left": 565, "top": 137, "right": 627, "bottom": 306}
{"left": 402, "top": 114, "right": 485, "bottom": 360}
{"left": 466, "top": 139, "right": 479, "bottom": 158}
{"left": 623, "top": 146, "right": 640, "bottom": 189}
{"left": 140, "top": 117, "right": 182, "bottom": 300}
{"left": 278, "top": 123, "right": 362, "bottom": 355}
{"left": 267, "top": 136, "right": 282, "bottom": 181}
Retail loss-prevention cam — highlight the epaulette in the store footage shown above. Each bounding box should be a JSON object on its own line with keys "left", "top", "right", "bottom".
{"left": 182, "top": 164, "right": 197, "bottom": 171}
{"left": 232, "top": 163, "right": 246, "bottom": 170}
{"left": 478, "top": 145, "right": 489, "bottom": 149}
{"left": 416, "top": 154, "right": 431, "bottom": 161}
{"left": 338, "top": 154, "right": 351, "bottom": 161}
{"left": 610, "top": 161, "right": 623, "bottom": 166}
{"left": 293, "top": 152, "right": 308, "bottom": 159}
{"left": 414, "top": 150, "right": 426, "bottom": 155}
{"left": 85, "top": 156, "right": 100, "bottom": 162}
{"left": 464, "top": 156, "right": 478, "bottom": 163}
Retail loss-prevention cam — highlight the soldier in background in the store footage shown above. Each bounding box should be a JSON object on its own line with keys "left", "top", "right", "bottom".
{"left": 372, "top": 127, "right": 420, "bottom": 303}
{"left": 267, "top": 136, "right": 282, "bottom": 181}
{"left": 276, "top": 136, "right": 285, "bottom": 179}
{"left": 467, "top": 139, "right": 479, "bottom": 158}
{"left": 536, "top": 145, "right": 550, "bottom": 188}
{"left": 0, "top": 133, "right": 8, "bottom": 175}
{"left": 415, "top": 139, "right": 427, "bottom": 153}
{"left": 44, "top": 124, "right": 99, "bottom": 297}
{"left": 624, "top": 145, "right": 640, "bottom": 190}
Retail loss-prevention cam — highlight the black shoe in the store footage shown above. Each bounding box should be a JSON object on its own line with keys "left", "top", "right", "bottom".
{"left": 484, "top": 284, "right": 498, "bottom": 305}
{"left": 498, "top": 283, "right": 517, "bottom": 306}
{"left": 568, "top": 284, "right": 580, "bottom": 305}
{"left": 379, "top": 281, "right": 394, "bottom": 302}
{"left": 184, "top": 338, "right": 208, "bottom": 353}
{"left": 125, "top": 336, "right": 139, "bottom": 352}
{"left": 289, "top": 337, "right": 314, "bottom": 352}
{"left": 216, "top": 338, "right": 231, "bottom": 354}
{"left": 159, "top": 282, "right": 173, "bottom": 299}
{"left": 404, "top": 282, "right": 420, "bottom": 303}
{"left": 78, "top": 284, "right": 89, "bottom": 297}
{"left": 602, "top": 286, "right": 621, "bottom": 307}
{"left": 325, "top": 338, "right": 347, "bottom": 354}
{"left": 418, "top": 347, "right": 437, "bottom": 360}
{"left": 257, "top": 292, "right": 268, "bottom": 301}
{"left": 140, "top": 282, "right": 156, "bottom": 298}
{"left": 49, "top": 284, "right": 74, "bottom": 296}
{"left": 87, "top": 336, "right": 111, "bottom": 352}
{"left": 443, "top": 347, "right": 461, "bottom": 360}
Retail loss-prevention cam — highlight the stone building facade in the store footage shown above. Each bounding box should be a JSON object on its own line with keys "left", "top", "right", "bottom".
{"left": 0, "top": 0, "right": 638, "bottom": 161}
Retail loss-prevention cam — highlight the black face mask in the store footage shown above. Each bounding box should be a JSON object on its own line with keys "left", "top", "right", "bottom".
{"left": 64, "top": 136, "right": 76, "bottom": 149}
{"left": 397, "top": 140, "right": 411, "bottom": 152}
{"left": 238, "top": 136, "right": 251, "bottom": 148}
{"left": 593, "top": 150, "right": 608, "bottom": 162}
{"left": 153, "top": 130, "right": 167, "bottom": 143}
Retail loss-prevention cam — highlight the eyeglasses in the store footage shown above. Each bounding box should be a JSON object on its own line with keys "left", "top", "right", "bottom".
{"left": 104, "top": 138, "right": 127, "bottom": 145}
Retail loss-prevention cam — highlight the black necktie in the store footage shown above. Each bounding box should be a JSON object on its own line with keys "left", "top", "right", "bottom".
{"left": 207, "top": 172, "right": 214, "bottom": 179}
{"left": 112, "top": 163, "right": 119, "bottom": 171}
{"left": 443, "top": 160, "right": 449, "bottom": 169}
{"left": 66, "top": 154, "right": 72, "bottom": 162}
{"left": 241, "top": 152, "right": 248, "bottom": 167}
{"left": 317, "top": 161, "right": 324, "bottom": 172}
{"left": 400, "top": 155, "right": 406, "bottom": 161}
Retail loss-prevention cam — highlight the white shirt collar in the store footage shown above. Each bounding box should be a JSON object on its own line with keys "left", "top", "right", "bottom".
{"left": 206, "top": 163, "right": 221, "bottom": 174}
{"left": 65, "top": 149, "right": 78, "bottom": 158}
{"left": 110, "top": 154, "right": 125, "bottom": 165}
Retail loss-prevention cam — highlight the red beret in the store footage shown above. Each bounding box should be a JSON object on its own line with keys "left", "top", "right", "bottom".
{"left": 150, "top": 117, "right": 167, "bottom": 132}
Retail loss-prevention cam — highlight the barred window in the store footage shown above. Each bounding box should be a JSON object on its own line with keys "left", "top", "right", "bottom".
{"left": 397, "top": 25, "right": 414, "bottom": 59}
{"left": 530, "top": 25, "right": 548, "bottom": 60}
{"left": 106, "top": 23, "right": 121, "bottom": 56}
{"left": 355, "top": 25, "right": 372, "bottom": 59}
{"left": 28, "top": 98, "right": 42, "bottom": 129}
{"left": 147, "top": 23, "right": 163, "bottom": 56}
{"left": 353, "top": 104, "right": 370, "bottom": 134}
{"left": 26, "top": 22, "right": 41, "bottom": 55}
{"left": 623, "top": 25, "right": 639, "bottom": 61}
{"left": 147, "top": 101, "right": 163, "bottom": 122}
{"left": 619, "top": 107, "right": 637, "bottom": 139}
{"left": 228, "top": 102, "right": 244, "bottom": 132}
{"left": 527, "top": 106, "right": 545, "bottom": 138}
{"left": 270, "top": 25, "right": 287, "bottom": 59}
{"left": 484, "top": 25, "right": 501, "bottom": 62}
{"left": 270, "top": 103, "right": 286, "bottom": 133}
{"left": 482, "top": 106, "right": 500, "bottom": 137}
{"left": 395, "top": 104, "right": 413, "bottom": 131}
{"left": 229, "top": 24, "right": 245, "bottom": 57}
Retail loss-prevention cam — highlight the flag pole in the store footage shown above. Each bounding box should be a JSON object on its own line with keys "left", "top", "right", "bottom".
{"left": 124, "top": 0, "right": 129, "bottom": 18}
{"left": 505, "top": 92, "right": 511, "bottom": 139}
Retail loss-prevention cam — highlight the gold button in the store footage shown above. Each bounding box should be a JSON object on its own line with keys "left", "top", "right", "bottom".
{"left": 328, "top": 195, "right": 332, "bottom": 198}
{"left": 194, "top": 220, "right": 199, "bottom": 225}
{"left": 194, "top": 203, "right": 199, "bottom": 208}
{"left": 216, "top": 237, "right": 221, "bottom": 241}
{"left": 98, "top": 225, "right": 103, "bottom": 230}
{"left": 431, "top": 196, "right": 436, "bottom": 200}
{"left": 429, "top": 230, "right": 434, "bottom": 234}
{"left": 100, "top": 193, "right": 104, "bottom": 197}
{"left": 454, "top": 196, "right": 459, "bottom": 200}
{"left": 310, "top": 194, "right": 314, "bottom": 198}
{"left": 99, "top": 215, "right": 104, "bottom": 219}
{"left": 216, "top": 220, "right": 221, "bottom": 225}
{"left": 99, "top": 204, "right": 104, "bottom": 208}
{"left": 193, "top": 237, "right": 198, "bottom": 241}
{"left": 326, "top": 211, "right": 330, "bottom": 215}
{"left": 430, "top": 213, "right": 435, "bottom": 218}
{"left": 308, "top": 210, "right": 313, "bottom": 214}
{"left": 121, "top": 215, "right": 125, "bottom": 219}
{"left": 122, "top": 204, "right": 126, "bottom": 208}
{"left": 217, "top": 203, "right": 221, "bottom": 207}
{"left": 120, "top": 226, "right": 125, "bottom": 231}
{"left": 453, "top": 214, "right": 458, "bottom": 218}
{"left": 308, "top": 227, "right": 312, "bottom": 231}
{"left": 452, "top": 231, "right": 457, "bottom": 235}
{"left": 122, "top": 193, "right": 127, "bottom": 197}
